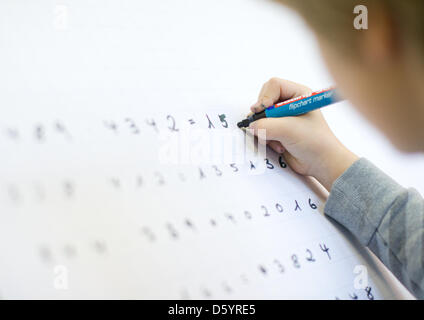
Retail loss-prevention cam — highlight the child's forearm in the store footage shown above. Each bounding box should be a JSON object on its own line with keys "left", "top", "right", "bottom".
{"left": 313, "top": 145, "right": 359, "bottom": 191}
{"left": 324, "top": 158, "right": 424, "bottom": 298}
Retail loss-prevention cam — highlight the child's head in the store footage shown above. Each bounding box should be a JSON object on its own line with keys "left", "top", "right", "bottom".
{"left": 277, "top": 0, "right": 424, "bottom": 152}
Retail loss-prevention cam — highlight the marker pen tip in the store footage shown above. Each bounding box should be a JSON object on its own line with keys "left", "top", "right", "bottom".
{"left": 237, "top": 119, "right": 250, "bottom": 128}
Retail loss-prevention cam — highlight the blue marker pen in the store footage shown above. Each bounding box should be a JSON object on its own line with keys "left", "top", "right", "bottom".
{"left": 237, "top": 87, "right": 341, "bottom": 128}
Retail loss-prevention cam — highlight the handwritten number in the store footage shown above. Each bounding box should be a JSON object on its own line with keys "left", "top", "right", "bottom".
{"left": 349, "top": 293, "right": 358, "bottom": 300}
{"left": 145, "top": 118, "right": 159, "bottom": 133}
{"left": 309, "top": 198, "right": 318, "bottom": 210}
{"left": 103, "top": 121, "right": 118, "bottom": 134}
{"left": 5, "top": 127, "right": 20, "bottom": 141}
{"left": 218, "top": 114, "right": 228, "bottom": 128}
{"left": 291, "top": 254, "right": 301, "bottom": 269}
{"left": 261, "top": 205, "right": 270, "bottom": 217}
{"left": 365, "top": 287, "right": 374, "bottom": 300}
{"left": 275, "top": 203, "right": 283, "bottom": 213}
{"left": 278, "top": 156, "right": 287, "bottom": 168}
{"left": 305, "top": 249, "right": 316, "bottom": 262}
{"left": 167, "top": 115, "right": 179, "bottom": 132}
{"left": 319, "top": 243, "right": 331, "bottom": 260}
{"left": 141, "top": 227, "right": 156, "bottom": 242}
{"left": 225, "top": 213, "right": 236, "bottom": 224}
{"left": 206, "top": 114, "right": 215, "bottom": 129}
{"left": 273, "top": 259, "right": 285, "bottom": 273}
{"left": 55, "top": 121, "right": 72, "bottom": 140}
{"left": 265, "top": 158, "right": 274, "bottom": 169}
{"left": 125, "top": 118, "right": 140, "bottom": 134}
{"left": 35, "top": 124, "right": 45, "bottom": 142}
{"left": 258, "top": 265, "right": 267, "bottom": 275}
{"left": 294, "top": 200, "right": 302, "bottom": 211}
{"left": 244, "top": 210, "right": 252, "bottom": 220}
{"left": 212, "top": 165, "right": 222, "bottom": 177}
{"left": 166, "top": 223, "right": 178, "bottom": 239}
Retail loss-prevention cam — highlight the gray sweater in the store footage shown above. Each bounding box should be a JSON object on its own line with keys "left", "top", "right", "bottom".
{"left": 325, "top": 158, "right": 424, "bottom": 299}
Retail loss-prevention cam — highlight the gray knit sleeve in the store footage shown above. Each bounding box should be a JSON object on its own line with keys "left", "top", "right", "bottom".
{"left": 324, "top": 158, "right": 424, "bottom": 299}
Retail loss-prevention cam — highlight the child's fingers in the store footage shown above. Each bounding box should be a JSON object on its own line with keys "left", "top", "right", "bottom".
{"left": 258, "top": 78, "right": 283, "bottom": 108}
{"left": 250, "top": 102, "right": 262, "bottom": 113}
{"left": 245, "top": 124, "right": 285, "bottom": 153}
{"left": 250, "top": 81, "right": 277, "bottom": 113}
{"left": 251, "top": 78, "right": 312, "bottom": 113}
{"left": 267, "top": 140, "right": 286, "bottom": 154}
{"left": 249, "top": 128, "right": 286, "bottom": 154}
{"left": 248, "top": 117, "right": 295, "bottom": 141}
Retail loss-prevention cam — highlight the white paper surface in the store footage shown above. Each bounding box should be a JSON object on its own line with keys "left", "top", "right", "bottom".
{"left": 0, "top": 0, "right": 416, "bottom": 299}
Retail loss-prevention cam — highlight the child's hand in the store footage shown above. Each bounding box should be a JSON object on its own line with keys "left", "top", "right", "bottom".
{"left": 248, "top": 77, "right": 359, "bottom": 191}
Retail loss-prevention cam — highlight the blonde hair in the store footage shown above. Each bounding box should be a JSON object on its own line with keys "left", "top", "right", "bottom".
{"left": 275, "top": 0, "right": 424, "bottom": 54}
